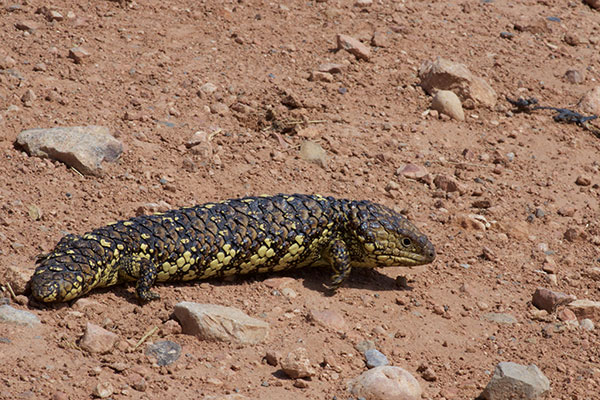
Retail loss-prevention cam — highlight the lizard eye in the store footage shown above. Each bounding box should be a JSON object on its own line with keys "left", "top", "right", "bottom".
{"left": 401, "top": 238, "right": 412, "bottom": 247}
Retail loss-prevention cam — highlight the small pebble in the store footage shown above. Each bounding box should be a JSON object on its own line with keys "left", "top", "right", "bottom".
{"left": 575, "top": 175, "right": 591, "bottom": 186}
{"left": 15, "top": 20, "right": 39, "bottom": 33}
{"left": 265, "top": 351, "right": 279, "bottom": 366}
{"left": 580, "top": 318, "right": 595, "bottom": 331}
{"left": 299, "top": 140, "right": 327, "bottom": 168}
{"left": 336, "top": 34, "right": 370, "bottom": 61}
{"left": 431, "top": 90, "right": 465, "bottom": 121}
{"left": 294, "top": 379, "right": 309, "bottom": 388}
{"left": 92, "top": 382, "right": 114, "bottom": 399}
{"left": 318, "top": 63, "right": 345, "bottom": 73}
{"left": 483, "top": 312, "right": 517, "bottom": 325}
{"left": 280, "top": 347, "right": 315, "bottom": 379}
{"left": 68, "top": 47, "right": 91, "bottom": 64}
{"left": 565, "top": 70, "right": 583, "bottom": 84}
{"left": 417, "top": 363, "right": 437, "bottom": 382}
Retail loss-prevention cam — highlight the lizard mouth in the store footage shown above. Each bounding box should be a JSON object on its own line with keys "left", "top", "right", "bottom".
{"left": 30, "top": 270, "right": 86, "bottom": 303}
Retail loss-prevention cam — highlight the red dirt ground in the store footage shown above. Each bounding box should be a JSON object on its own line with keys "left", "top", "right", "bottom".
{"left": 1, "top": 0, "right": 600, "bottom": 399}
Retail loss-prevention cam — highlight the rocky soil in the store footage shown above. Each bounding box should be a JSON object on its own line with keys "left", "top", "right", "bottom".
{"left": 1, "top": 0, "right": 600, "bottom": 399}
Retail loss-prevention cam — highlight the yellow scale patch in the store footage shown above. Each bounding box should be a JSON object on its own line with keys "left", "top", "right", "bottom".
{"left": 100, "top": 239, "right": 112, "bottom": 247}
{"left": 157, "top": 271, "right": 170, "bottom": 280}
{"left": 182, "top": 271, "right": 197, "bottom": 281}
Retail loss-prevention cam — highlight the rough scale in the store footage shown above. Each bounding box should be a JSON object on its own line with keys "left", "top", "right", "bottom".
{"left": 30, "top": 194, "right": 436, "bottom": 303}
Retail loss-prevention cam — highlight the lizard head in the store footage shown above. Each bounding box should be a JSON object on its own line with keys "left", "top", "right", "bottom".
{"left": 349, "top": 201, "right": 436, "bottom": 268}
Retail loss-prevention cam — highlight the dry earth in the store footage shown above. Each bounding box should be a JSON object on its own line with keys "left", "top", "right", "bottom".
{"left": 1, "top": 0, "right": 600, "bottom": 399}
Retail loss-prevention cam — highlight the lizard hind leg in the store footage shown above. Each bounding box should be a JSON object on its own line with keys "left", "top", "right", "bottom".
{"left": 118, "top": 255, "right": 161, "bottom": 301}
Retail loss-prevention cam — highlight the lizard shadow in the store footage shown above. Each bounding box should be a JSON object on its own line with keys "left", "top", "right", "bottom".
{"left": 160, "top": 266, "right": 412, "bottom": 301}
{"left": 297, "top": 266, "right": 414, "bottom": 294}
{"left": 38, "top": 266, "right": 416, "bottom": 307}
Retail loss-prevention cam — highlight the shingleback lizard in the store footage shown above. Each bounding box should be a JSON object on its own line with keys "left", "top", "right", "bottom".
{"left": 30, "top": 194, "right": 436, "bottom": 303}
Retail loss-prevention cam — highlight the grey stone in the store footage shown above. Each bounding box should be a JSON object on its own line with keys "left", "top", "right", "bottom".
{"left": 364, "top": 349, "right": 389, "bottom": 368}
{"left": 483, "top": 313, "right": 517, "bottom": 325}
{"left": 16, "top": 126, "right": 122, "bottom": 175}
{"left": 173, "top": 302, "right": 269, "bottom": 344}
{"left": 145, "top": 340, "right": 181, "bottom": 366}
{"left": 349, "top": 366, "right": 422, "bottom": 400}
{"left": 0, "top": 305, "right": 40, "bottom": 326}
{"left": 480, "top": 362, "right": 550, "bottom": 400}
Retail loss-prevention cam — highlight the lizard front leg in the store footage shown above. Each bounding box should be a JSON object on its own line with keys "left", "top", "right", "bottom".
{"left": 118, "top": 255, "right": 161, "bottom": 301}
{"left": 324, "top": 238, "right": 351, "bottom": 291}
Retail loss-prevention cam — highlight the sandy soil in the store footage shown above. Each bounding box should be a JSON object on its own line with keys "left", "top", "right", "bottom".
{"left": 1, "top": 0, "right": 600, "bottom": 399}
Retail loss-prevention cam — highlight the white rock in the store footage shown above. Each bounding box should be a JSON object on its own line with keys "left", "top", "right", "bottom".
{"left": 349, "top": 366, "right": 422, "bottom": 400}
{"left": 280, "top": 347, "right": 316, "bottom": 379}
{"left": 92, "top": 382, "right": 114, "bottom": 398}
{"left": 173, "top": 302, "right": 269, "bottom": 344}
{"left": 580, "top": 318, "right": 595, "bottom": 331}
{"left": 16, "top": 126, "right": 123, "bottom": 176}
{"left": 431, "top": 90, "right": 465, "bottom": 121}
